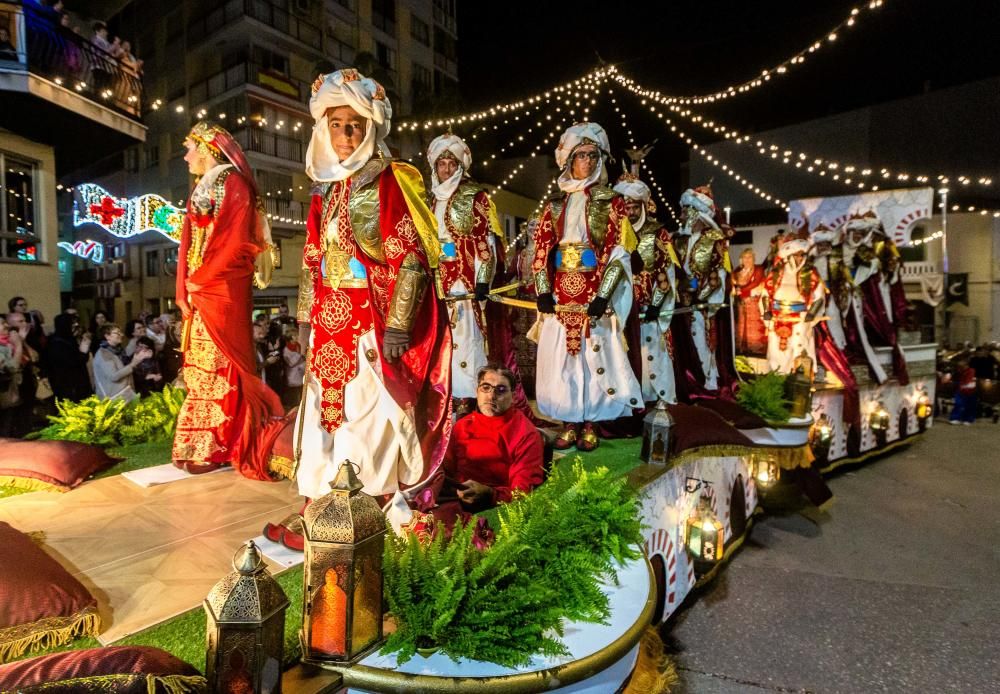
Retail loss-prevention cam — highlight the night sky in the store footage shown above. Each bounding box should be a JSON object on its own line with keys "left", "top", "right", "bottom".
{"left": 456, "top": 0, "right": 1000, "bottom": 208}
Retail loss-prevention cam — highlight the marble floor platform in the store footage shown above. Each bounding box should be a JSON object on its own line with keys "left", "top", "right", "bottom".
{"left": 0, "top": 467, "right": 302, "bottom": 643}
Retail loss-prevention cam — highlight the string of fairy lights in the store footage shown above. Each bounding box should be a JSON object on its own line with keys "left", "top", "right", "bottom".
{"left": 610, "top": 90, "right": 682, "bottom": 226}
{"left": 654, "top": 99, "right": 995, "bottom": 192}
{"left": 609, "top": 1, "right": 889, "bottom": 105}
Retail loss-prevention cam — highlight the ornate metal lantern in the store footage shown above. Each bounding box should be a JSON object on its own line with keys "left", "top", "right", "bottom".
{"left": 640, "top": 400, "right": 674, "bottom": 465}
{"left": 301, "top": 460, "right": 386, "bottom": 665}
{"left": 809, "top": 413, "right": 834, "bottom": 463}
{"left": 684, "top": 495, "right": 724, "bottom": 572}
{"left": 916, "top": 391, "right": 932, "bottom": 431}
{"left": 785, "top": 351, "right": 814, "bottom": 419}
{"left": 749, "top": 452, "right": 780, "bottom": 491}
{"left": 869, "top": 402, "right": 891, "bottom": 446}
{"left": 205, "top": 540, "right": 289, "bottom": 694}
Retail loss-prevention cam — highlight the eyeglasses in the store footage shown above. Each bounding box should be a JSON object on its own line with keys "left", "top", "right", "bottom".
{"left": 572, "top": 150, "right": 600, "bottom": 162}
{"left": 477, "top": 383, "right": 511, "bottom": 395}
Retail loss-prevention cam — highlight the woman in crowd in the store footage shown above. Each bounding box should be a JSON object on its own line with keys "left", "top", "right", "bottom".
{"left": 0, "top": 316, "right": 25, "bottom": 437}
{"left": 92, "top": 324, "right": 152, "bottom": 402}
{"left": 45, "top": 312, "right": 92, "bottom": 402}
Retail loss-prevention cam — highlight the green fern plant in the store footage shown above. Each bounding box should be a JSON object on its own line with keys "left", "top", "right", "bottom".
{"left": 382, "top": 459, "right": 643, "bottom": 667}
{"left": 735, "top": 371, "right": 792, "bottom": 421}
{"left": 32, "top": 386, "right": 187, "bottom": 447}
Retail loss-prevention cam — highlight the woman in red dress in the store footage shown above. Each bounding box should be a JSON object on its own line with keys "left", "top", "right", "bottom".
{"left": 172, "top": 122, "right": 283, "bottom": 478}
{"left": 732, "top": 248, "right": 767, "bottom": 357}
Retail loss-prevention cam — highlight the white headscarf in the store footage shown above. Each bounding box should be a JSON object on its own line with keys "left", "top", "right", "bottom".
{"left": 613, "top": 176, "right": 652, "bottom": 230}
{"left": 305, "top": 69, "right": 393, "bottom": 183}
{"left": 427, "top": 133, "right": 472, "bottom": 201}
{"left": 555, "top": 122, "right": 610, "bottom": 194}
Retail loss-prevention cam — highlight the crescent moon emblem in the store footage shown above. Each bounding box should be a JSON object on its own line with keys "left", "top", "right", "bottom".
{"left": 948, "top": 282, "right": 963, "bottom": 295}
{"left": 351, "top": 321, "right": 361, "bottom": 330}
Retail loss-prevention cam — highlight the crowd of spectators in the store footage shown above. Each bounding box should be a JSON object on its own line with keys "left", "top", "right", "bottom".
{"left": 0, "top": 296, "right": 309, "bottom": 439}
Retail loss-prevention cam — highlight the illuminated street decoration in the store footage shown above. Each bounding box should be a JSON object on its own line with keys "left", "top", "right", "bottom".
{"left": 74, "top": 183, "right": 184, "bottom": 243}
{"left": 58, "top": 239, "right": 104, "bottom": 263}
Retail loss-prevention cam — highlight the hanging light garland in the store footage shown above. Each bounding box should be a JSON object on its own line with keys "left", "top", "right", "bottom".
{"left": 396, "top": 68, "right": 611, "bottom": 131}
{"left": 610, "top": 2, "right": 888, "bottom": 105}
{"left": 610, "top": 91, "right": 682, "bottom": 227}
{"left": 612, "top": 83, "right": 788, "bottom": 210}
{"left": 652, "top": 100, "right": 995, "bottom": 193}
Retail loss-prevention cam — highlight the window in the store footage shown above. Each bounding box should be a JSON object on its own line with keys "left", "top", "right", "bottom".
{"left": 410, "top": 15, "right": 430, "bottom": 46}
{"left": 145, "top": 144, "right": 159, "bottom": 168}
{"left": 372, "top": 0, "right": 396, "bottom": 34}
{"left": 0, "top": 152, "right": 40, "bottom": 263}
{"left": 124, "top": 147, "right": 140, "bottom": 173}
{"left": 433, "top": 25, "right": 456, "bottom": 60}
{"left": 145, "top": 249, "right": 160, "bottom": 277}
{"left": 163, "top": 246, "right": 179, "bottom": 276}
{"left": 253, "top": 46, "right": 289, "bottom": 76}
{"left": 375, "top": 40, "right": 395, "bottom": 71}
{"left": 413, "top": 63, "right": 432, "bottom": 90}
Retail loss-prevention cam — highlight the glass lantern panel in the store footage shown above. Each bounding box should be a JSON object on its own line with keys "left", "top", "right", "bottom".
{"left": 351, "top": 547, "right": 383, "bottom": 655}
{"left": 686, "top": 519, "right": 703, "bottom": 559}
{"left": 219, "top": 631, "right": 256, "bottom": 694}
{"left": 310, "top": 563, "right": 349, "bottom": 657}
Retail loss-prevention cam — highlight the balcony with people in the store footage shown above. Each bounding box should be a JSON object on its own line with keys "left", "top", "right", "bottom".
{"left": 0, "top": 0, "right": 145, "bottom": 150}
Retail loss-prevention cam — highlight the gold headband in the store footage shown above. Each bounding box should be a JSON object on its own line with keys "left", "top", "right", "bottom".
{"left": 185, "top": 121, "right": 227, "bottom": 159}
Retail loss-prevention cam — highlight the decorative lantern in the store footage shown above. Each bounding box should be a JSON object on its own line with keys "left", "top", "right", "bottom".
{"left": 684, "top": 495, "right": 724, "bottom": 572}
{"left": 749, "top": 452, "right": 780, "bottom": 491}
{"left": 916, "top": 391, "right": 932, "bottom": 431}
{"left": 869, "top": 402, "right": 891, "bottom": 446}
{"left": 809, "top": 413, "right": 834, "bottom": 463}
{"left": 640, "top": 400, "right": 675, "bottom": 465}
{"left": 784, "top": 351, "right": 814, "bottom": 418}
{"left": 301, "top": 460, "right": 386, "bottom": 665}
{"left": 205, "top": 540, "right": 289, "bottom": 694}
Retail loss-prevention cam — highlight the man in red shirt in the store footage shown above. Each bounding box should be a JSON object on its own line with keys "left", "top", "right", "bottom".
{"left": 949, "top": 358, "right": 978, "bottom": 425}
{"left": 444, "top": 364, "right": 545, "bottom": 511}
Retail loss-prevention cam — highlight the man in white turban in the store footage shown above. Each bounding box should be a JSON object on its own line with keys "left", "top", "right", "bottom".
{"left": 762, "top": 231, "right": 825, "bottom": 374}
{"left": 531, "top": 123, "right": 641, "bottom": 451}
{"left": 426, "top": 133, "right": 503, "bottom": 412}
{"left": 673, "top": 184, "right": 734, "bottom": 391}
{"left": 269, "top": 68, "right": 452, "bottom": 551}
{"left": 613, "top": 172, "right": 679, "bottom": 404}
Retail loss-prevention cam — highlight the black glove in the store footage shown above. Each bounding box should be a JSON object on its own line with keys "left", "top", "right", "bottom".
{"left": 382, "top": 327, "right": 410, "bottom": 362}
{"left": 587, "top": 296, "right": 609, "bottom": 318}
{"left": 474, "top": 282, "right": 490, "bottom": 302}
{"left": 643, "top": 303, "right": 661, "bottom": 322}
{"left": 537, "top": 292, "right": 556, "bottom": 314}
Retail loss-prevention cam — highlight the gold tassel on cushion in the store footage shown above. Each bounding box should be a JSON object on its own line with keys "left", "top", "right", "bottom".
{"left": 24, "top": 530, "right": 47, "bottom": 545}
{"left": 623, "top": 626, "right": 679, "bottom": 693}
{"left": 0, "top": 607, "right": 101, "bottom": 663}
{"left": 146, "top": 673, "right": 209, "bottom": 694}
{"left": 268, "top": 454, "right": 296, "bottom": 481}
{"left": 0, "top": 475, "right": 66, "bottom": 494}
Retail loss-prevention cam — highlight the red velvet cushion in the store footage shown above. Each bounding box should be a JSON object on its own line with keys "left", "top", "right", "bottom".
{"left": 0, "top": 646, "right": 204, "bottom": 692}
{"left": 666, "top": 404, "right": 754, "bottom": 456}
{"left": 0, "top": 521, "right": 100, "bottom": 662}
{"left": 0, "top": 438, "right": 119, "bottom": 491}
{"left": 693, "top": 399, "right": 770, "bottom": 430}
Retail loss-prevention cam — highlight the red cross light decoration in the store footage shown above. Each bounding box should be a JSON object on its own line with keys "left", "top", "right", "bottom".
{"left": 90, "top": 196, "right": 126, "bottom": 225}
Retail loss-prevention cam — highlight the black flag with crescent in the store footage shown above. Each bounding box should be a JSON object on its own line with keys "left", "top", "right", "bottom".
{"left": 946, "top": 273, "right": 968, "bottom": 307}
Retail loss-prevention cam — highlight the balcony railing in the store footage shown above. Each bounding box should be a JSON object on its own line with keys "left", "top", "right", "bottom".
{"left": 4, "top": 2, "right": 143, "bottom": 118}
{"left": 233, "top": 126, "right": 304, "bottom": 163}
{"left": 900, "top": 261, "right": 939, "bottom": 279}
{"left": 189, "top": 61, "right": 310, "bottom": 106}
{"left": 188, "top": 0, "right": 321, "bottom": 51}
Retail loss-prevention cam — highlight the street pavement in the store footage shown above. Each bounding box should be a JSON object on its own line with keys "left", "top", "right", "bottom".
{"left": 668, "top": 420, "right": 1000, "bottom": 693}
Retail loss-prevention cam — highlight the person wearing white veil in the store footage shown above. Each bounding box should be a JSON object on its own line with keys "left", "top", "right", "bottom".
{"left": 426, "top": 133, "right": 503, "bottom": 411}
{"left": 762, "top": 232, "right": 826, "bottom": 374}
{"left": 530, "top": 123, "right": 641, "bottom": 451}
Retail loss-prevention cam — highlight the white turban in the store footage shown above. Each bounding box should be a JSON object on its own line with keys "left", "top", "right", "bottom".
{"left": 612, "top": 178, "right": 651, "bottom": 203}
{"left": 809, "top": 223, "right": 841, "bottom": 249}
{"left": 427, "top": 133, "right": 472, "bottom": 201}
{"left": 555, "top": 122, "right": 610, "bottom": 194}
{"left": 305, "top": 69, "right": 393, "bottom": 182}
{"left": 777, "top": 238, "right": 810, "bottom": 260}
{"left": 679, "top": 187, "right": 716, "bottom": 216}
